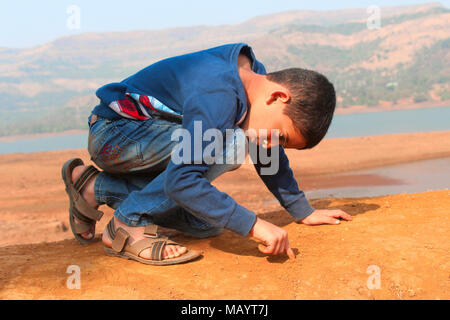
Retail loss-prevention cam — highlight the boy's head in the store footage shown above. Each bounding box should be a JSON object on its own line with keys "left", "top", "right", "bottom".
{"left": 243, "top": 68, "right": 336, "bottom": 150}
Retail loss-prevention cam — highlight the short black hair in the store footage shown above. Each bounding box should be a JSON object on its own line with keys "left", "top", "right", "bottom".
{"left": 266, "top": 68, "right": 336, "bottom": 149}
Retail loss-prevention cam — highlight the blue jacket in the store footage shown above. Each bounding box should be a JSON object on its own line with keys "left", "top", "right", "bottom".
{"left": 93, "top": 43, "right": 314, "bottom": 236}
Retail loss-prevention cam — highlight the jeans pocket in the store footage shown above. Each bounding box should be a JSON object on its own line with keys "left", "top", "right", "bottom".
{"left": 88, "top": 118, "right": 110, "bottom": 162}
{"left": 92, "top": 119, "right": 144, "bottom": 173}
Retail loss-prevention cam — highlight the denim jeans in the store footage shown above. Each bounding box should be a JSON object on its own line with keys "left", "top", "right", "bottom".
{"left": 87, "top": 113, "right": 247, "bottom": 238}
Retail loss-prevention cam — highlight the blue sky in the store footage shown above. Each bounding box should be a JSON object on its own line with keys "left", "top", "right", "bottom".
{"left": 1, "top": 0, "right": 448, "bottom": 48}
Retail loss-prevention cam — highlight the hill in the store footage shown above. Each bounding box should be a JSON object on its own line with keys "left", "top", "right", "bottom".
{"left": 0, "top": 2, "right": 448, "bottom": 136}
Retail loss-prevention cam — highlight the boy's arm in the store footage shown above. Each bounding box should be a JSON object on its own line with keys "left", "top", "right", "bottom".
{"left": 163, "top": 92, "right": 256, "bottom": 237}
{"left": 253, "top": 145, "right": 353, "bottom": 225}
{"left": 253, "top": 145, "right": 315, "bottom": 221}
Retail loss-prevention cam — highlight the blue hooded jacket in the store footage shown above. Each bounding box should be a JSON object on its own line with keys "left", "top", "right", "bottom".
{"left": 92, "top": 43, "right": 314, "bottom": 236}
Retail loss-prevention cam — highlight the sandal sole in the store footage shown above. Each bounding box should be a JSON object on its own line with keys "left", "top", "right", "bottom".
{"left": 104, "top": 246, "right": 201, "bottom": 266}
{"left": 62, "top": 158, "right": 96, "bottom": 245}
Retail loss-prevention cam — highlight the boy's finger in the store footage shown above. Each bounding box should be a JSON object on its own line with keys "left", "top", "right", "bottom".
{"left": 331, "top": 210, "right": 352, "bottom": 220}
{"left": 258, "top": 243, "right": 274, "bottom": 254}
{"left": 274, "top": 238, "right": 284, "bottom": 255}
{"left": 286, "top": 247, "right": 295, "bottom": 259}
{"left": 339, "top": 211, "right": 353, "bottom": 221}
{"left": 285, "top": 238, "right": 295, "bottom": 259}
{"left": 324, "top": 216, "right": 340, "bottom": 225}
{"left": 277, "top": 238, "right": 287, "bottom": 256}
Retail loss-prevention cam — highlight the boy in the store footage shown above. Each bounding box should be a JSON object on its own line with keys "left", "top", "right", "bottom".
{"left": 62, "top": 43, "right": 352, "bottom": 265}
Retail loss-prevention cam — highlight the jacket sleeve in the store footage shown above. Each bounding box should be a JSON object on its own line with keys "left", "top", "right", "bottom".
{"left": 252, "top": 145, "right": 315, "bottom": 221}
{"left": 163, "top": 92, "right": 257, "bottom": 236}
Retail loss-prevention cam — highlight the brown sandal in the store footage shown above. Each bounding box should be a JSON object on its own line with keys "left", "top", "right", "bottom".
{"left": 62, "top": 158, "right": 104, "bottom": 244}
{"left": 104, "top": 219, "right": 201, "bottom": 265}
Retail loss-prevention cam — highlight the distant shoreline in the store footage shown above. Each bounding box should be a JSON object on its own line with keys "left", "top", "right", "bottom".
{"left": 334, "top": 99, "right": 450, "bottom": 115}
{"left": 0, "top": 129, "right": 88, "bottom": 143}
{"left": 0, "top": 101, "right": 449, "bottom": 142}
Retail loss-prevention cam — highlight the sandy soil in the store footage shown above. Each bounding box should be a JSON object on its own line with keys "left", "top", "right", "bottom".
{"left": 0, "top": 131, "right": 449, "bottom": 299}
{"left": 0, "top": 190, "right": 448, "bottom": 300}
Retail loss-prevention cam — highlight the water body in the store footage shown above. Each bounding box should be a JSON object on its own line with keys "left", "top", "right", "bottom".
{"left": 0, "top": 107, "right": 448, "bottom": 199}
{"left": 0, "top": 106, "right": 449, "bottom": 155}
{"left": 305, "top": 157, "right": 450, "bottom": 199}
{"left": 0, "top": 133, "right": 88, "bottom": 154}
{"left": 326, "top": 106, "right": 450, "bottom": 138}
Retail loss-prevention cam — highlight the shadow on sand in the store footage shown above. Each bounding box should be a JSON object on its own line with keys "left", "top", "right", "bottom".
{"left": 208, "top": 199, "right": 380, "bottom": 262}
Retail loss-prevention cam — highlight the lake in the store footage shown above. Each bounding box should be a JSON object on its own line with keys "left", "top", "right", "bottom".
{"left": 326, "top": 106, "right": 450, "bottom": 138}
{"left": 0, "top": 106, "right": 449, "bottom": 154}
{"left": 305, "top": 157, "right": 450, "bottom": 199}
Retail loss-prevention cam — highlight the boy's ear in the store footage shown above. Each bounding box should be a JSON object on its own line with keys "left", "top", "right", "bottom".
{"left": 265, "top": 89, "right": 291, "bottom": 106}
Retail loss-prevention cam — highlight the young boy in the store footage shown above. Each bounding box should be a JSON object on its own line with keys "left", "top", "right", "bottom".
{"left": 62, "top": 43, "right": 352, "bottom": 265}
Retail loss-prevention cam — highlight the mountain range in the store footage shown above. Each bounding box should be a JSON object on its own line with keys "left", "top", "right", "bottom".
{"left": 0, "top": 2, "right": 448, "bottom": 136}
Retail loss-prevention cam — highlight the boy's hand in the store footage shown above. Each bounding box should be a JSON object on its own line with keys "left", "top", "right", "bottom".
{"left": 298, "top": 209, "right": 353, "bottom": 226}
{"left": 249, "top": 217, "right": 295, "bottom": 259}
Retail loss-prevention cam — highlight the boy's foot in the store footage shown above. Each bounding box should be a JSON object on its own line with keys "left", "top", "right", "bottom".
{"left": 102, "top": 217, "right": 187, "bottom": 260}
{"left": 67, "top": 162, "right": 186, "bottom": 259}
{"left": 70, "top": 165, "right": 100, "bottom": 240}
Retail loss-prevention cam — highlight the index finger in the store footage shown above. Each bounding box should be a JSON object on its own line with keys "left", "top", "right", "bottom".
{"left": 286, "top": 247, "right": 295, "bottom": 260}
{"left": 258, "top": 243, "right": 275, "bottom": 255}
{"left": 334, "top": 210, "right": 353, "bottom": 221}
{"left": 285, "top": 238, "right": 295, "bottom": 259}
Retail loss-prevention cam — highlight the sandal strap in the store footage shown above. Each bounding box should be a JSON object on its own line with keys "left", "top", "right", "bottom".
{"left": 107, "top": 219, "right": 183, "bottom": 261}
{"left": 68, "top": 158, "right": 84, "bottom": 173}
{"left": 130, "top": 238, "right": 181, "bottom": 261}
{"left": 72, "top": 207, "right": 94, "bottom": 224}
{"left": 73, "top": 165, "right": 98, "bottom": 193}
{"left": 67, "top": 183, "right": 104, "bottom": 221}
{"left": 151, "top": 240, "right": 166, "bottom": 261}
{"left": 64, "top": 161, "right": 103, "bottom": 222}
{"left": 67, "top": 163, "right": 103, "bottom": 222}
{"left": 107, "top": 219, "right": 117, "bottom": 239}
{"left": 127, "top": 238, "right": 167, "bottom": 261}
{"left": 111, "top": 228, "right": 130, "bottom": 253}
{"left": 143, "top": 224, "right": 159, "bottom": 237}
{"left": 107, "top": 219, "right": 131, "bottom": 253}
{"left": 72, "top": 219, "right": 92, "bottom": 234}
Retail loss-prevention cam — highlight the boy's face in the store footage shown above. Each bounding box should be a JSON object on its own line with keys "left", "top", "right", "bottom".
{"left": 241, "top": 96, "right": 307, "bottom": 150}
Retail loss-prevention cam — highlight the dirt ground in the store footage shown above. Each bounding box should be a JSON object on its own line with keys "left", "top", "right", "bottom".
{"left": 0, "top": 131, "right": 449, "bottom": 299}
